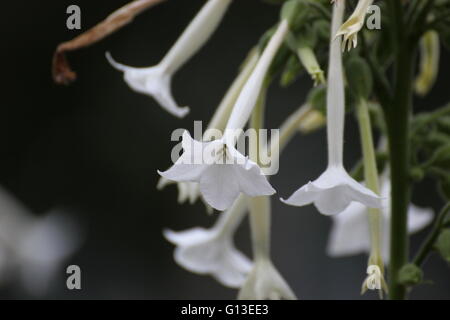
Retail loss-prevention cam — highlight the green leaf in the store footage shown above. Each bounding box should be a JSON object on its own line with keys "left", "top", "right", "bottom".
{"left": 435, "top": 229, "right": 450, "bottom": 263}
{"left": 398, "top": 264, "right": 423, "bottom": 286}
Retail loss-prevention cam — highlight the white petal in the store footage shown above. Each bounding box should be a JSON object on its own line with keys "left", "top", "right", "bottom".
{"left": 158, "top": 132, "right": 209, "bottom": 182}
{"left": 106, "top": 52, "right": 189, "bottom": 118}
{"left": 314, "top": 186, "right": 353, "bottom": 216}
{"left": 200, "top": 164, "right": 241, "bottom": 211}
{"left": 327, "top": 202, "right": 371, "bottom": 257}
{"left": 282, "top": 166, "right": 381, "bottom": 215}
{"left": 407, "top": 204, "right": 434, "bottom": 233}
{"left": 280, "top": 182, "right": 319, "bottom": 207}
{"left": 235, "top": 160, "right": 276, "bottom": 197}
{"left": 238, "top": 259, "right": 296, "bottom": 300}
{"left": 156, "top": 177, "right": 174, "bottom": 190}
{"left": 164, "top": 228, "right": 252, "bottom": 288}
{"left": 163, "top": 227, "right": 210, "bottom": 247}
{"left": 199, "top": 147, "right": 275, "bottom": 210}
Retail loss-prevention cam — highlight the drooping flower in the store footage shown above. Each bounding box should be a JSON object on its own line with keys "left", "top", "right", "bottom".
{"left": 156, "top": 49, "right": 260, "bottom": 210}
{"left": 159, "top": 131, "right": 275, "bottom": 211}
{"left": 327, "top": 178, "right": 434, "bottom": 262}
{"left": 164, "top": 194, "right": 251, "bottom": 287}
{"left": 336, "top": 0, "right": 374, "bottom": 51}
{"left": 107, "top": 0, "right": 233, "bottom": 117}
{"left": 281, "top": 0, "right": 381, "bottom": 215}
{"left": 159, "top": 20, "right": 289, "bottom": 210}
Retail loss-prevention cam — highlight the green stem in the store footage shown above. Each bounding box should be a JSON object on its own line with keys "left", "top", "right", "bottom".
{"left": 386, "top": 30, "right": 414, "bottom": 299}
{"left": 356, "top": 98, "right": 383, "bottom": 265}
{"left": 386, "top": 1, "right": 415, "bottom": 300}
{"left": 413, "top": 202, "right": 450, "bottom": 266}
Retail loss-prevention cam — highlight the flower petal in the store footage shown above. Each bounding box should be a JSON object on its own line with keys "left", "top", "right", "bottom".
{"left": 282, "top": 166, "right": 381, "bottom": 215}
{"left": 238, "top": 259, "right": 296, "bottom": 300}
{"left": 327, "top": 202, "right": 371, "bottom": 257}
{"left": 164, "top": 228, "right": 252, "bottom": 288}
{"left": 200, "top": 164, "right": 241, "bottom": 211}
{"left": 106, "top": 52, "right": 189, "bottom": 118}
{"left": 407, "top": 204, "right": 434, "bottom": 233}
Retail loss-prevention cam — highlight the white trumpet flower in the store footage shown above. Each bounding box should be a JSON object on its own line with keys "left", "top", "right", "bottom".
{"left": 327, "top": 178, "right": 433, "bottom": 262}
{"left": 159, "top": 20, "right": 289, "bottom": 210}
{"left": 282, "top": 1, "right": 381, "bottom": 215}
{"left": 107, "top": 0, "right": 233, "bottom": 117}
{"left": 159, "top": 131, "right": 275, "bottom": 211}
{"left": 164, "top": 194, "right": 251, "bottom": 287}
{"left": 156, "top": 49, "right": 259, "bottom": 211}
{"left": 336, "top": 0, "right": 373, "bottom": 51}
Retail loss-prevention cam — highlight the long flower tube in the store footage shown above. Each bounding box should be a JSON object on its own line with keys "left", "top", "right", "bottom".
{"left": 281, "top": 0, "right": 382, "bottom": 216}
{"left": 159, "top": 20, "right": 290, "bottom": 211}
{"left": 356, "top": 97, "right": 387, "bottom": 295}
{"left": 107, "top": 0, "right": 233, "bottom": 117}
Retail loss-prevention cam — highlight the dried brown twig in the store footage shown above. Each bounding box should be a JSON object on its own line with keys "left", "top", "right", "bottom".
{"left": 52, "top": 0, "right": 165, "bottom": 85}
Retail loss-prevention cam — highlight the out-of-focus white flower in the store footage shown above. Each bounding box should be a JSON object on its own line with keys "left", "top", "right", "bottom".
{"left": 282, "top": 0, "right": 381, "bottom": 215}
{"left": 327, "top": 178, "right": 434, "bottom": 262}
{"left": 164, "top": 194, "right": 251, "bottom": 287}
{"left": 0, "top": 186, "right": 81, "bottom": 296}
{"left": 107, "top": 0, "right": 233, "bottom": 117}
{"left": 238, "top": 258, "right": 296, "bottom": 300}
{"left": 336, "top": 0, "right": 374, "bottom": 51}
{"left": 159, "top": 20, "right": 289, "bottom": 210}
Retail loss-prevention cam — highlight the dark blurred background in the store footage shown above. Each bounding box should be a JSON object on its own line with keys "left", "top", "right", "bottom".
{"left": 0, "top": 0, "right": 448, "bottom": 299}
